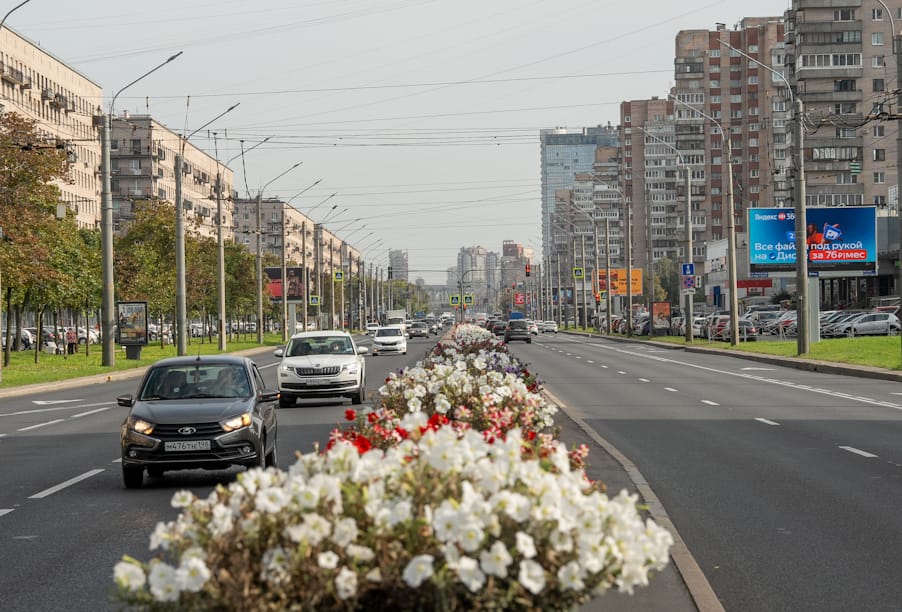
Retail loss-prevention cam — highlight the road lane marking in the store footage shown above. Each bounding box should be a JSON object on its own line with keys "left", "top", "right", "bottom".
{"left": 587, "top": 360, "right": 594, "bottom": 363}
{"left": 839, "top": 446, "right": 877, "bottom": 458}
{"left": 32, "top": 399, "right": 81, "bottom": 405}
{"left": 1, "top": 401, "right": 115, "bottom": 418}
{"left": 639, "top": 378, "right": 650, "bottom": 383}
{"left": 701, "top": 400, "right": 720, "bottom": 406}
{"left": 664, "top": 387, "right": 678, "bottom": 392}
{"left": 575, "top": 356, "right": 581, "bottom": 359}
{"left": 29, "top": 469, "right": 105, "bottom": 499}
{"left": 18, "top": 419, "right": 65, "bottom": 432}
{"left": 70, "top": 407, "right": 111, "bottom": 419}
{"left": 741, "top": 367, "right": 775, "bottom": 371}
{"left": 258, "top": 363, "right": 279, "bottom": 370}
{"left": 600, "top": 365, "right": 608, "bottom": 369}
{"left": 755, "top": 418, "right": 780, "bottom": 426}
{"left": 0, "top": 509, "right": 13, "bottom": 518}
{"left": 0, "top": 433, "right": 7, "bottom": 438}
{"left": 617, "top": 371, "right": 627, "bottom": 375}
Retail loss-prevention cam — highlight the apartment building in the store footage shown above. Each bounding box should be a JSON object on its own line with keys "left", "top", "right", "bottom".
{"left": 786, "top": 1, "right": 897, "bottom": 211}
{"left": 0, "top": 26, "right": 103, "bottom": 228}
{"left": 110, "top": 116, "right": 233, "bottom": 238}
{"left": 388, "top": 249, "right": 409, "bottom": 281}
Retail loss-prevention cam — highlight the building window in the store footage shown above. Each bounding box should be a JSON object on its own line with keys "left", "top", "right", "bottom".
{"left": 709, "top": 49, "right": 720, "bottom": 57}
{"left": 873, "top": 55, "right": 885, "bottom": 68}
{"left": 834, "top": 102, "right": 856, "bottom": 114}
{"left": 874, "top": 195, "right": 887, "bottom": 207}
{"left": 834, "top": 79, "right": 856, "bottom": 92}
{"left": 748, "top": 45, "right": 759, "bottom": 53}
{"left": 874, "top": 172, "right": 886, "bottom": 184}
{"left": 873, "top": 8, "right": 884, "bottom": 20}
{"left": 874, "top": 125, "right": 885, "bottom": 137}
{"left": 872, "top": 32, "right": 885, "bottom": 46}
{"left": 836, "top": 173, "right": 857, "bottom": 185}
{"left": 874, "top": 148, "right": 886, "bottom": 161}
{"left": 873, "top": 78, "right": 885, "bottom": 92}
{"left": 749, "top": 76, "right": 758, "bottom": 85}
{"left": 709, "top": 80, "right": 720, "bottom": 88}
{"left": 749, "top": 123, "right": 759, "bottom": 132}
{"left": 836, "top": 127, "right": 856, "bottom": 139}
{"left": 834, "top": 9, "right": 855, "bottom": 21}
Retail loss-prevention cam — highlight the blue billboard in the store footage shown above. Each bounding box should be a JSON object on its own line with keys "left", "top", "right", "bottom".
{"left": 748, "top": 207, "right": 877, "bottom": 273}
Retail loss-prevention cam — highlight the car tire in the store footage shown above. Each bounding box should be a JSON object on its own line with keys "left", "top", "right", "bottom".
{"left": 264, "top": 437, "right": 278, "bottom": 469}
{"left": 351, "top": 383, "right": 366, "bottom": 405}
{"left": 122, "top": 465, "right": 144, "bottom": 489}
{"left": 278, "top": 393, "right": 296, "bottom": 408}
{"left": 526, "top": 338, "right": 532, "bottom": 344}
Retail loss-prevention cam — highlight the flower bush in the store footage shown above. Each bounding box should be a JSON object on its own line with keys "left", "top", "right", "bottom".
{"left": 114, "top": 324, "right": 673, "bottom": 610}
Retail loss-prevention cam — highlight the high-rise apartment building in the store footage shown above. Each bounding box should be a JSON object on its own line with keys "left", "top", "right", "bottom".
{"left": 388, "top": 249, "right": 409, "bottom": 281}
{"left": 540, "top": 125, "right": 619, "bottom": 257}
{"left": 0, "top": 26, "right": 103, "bottom": 228}
{"left": 110, "top": 116, "right": 233, "bottom": 238}
{"left": 786, "top": 1, "right": 896, "bottom": 211}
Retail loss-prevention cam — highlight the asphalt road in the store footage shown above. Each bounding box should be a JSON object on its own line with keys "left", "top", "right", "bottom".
{"left": 508, "top": 332, "right": 902, "bottom": 612}
{"left": 0, "top": 334, "right": 438, "bottom": 612}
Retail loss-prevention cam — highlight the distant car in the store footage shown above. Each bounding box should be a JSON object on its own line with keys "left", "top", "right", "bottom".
{"left": 273, "top": 331, "right": 368, "bottom": 407}
{"left": 845, "top": 312, "right": 901, "bottom": 337}
{"left": 118, "top": 355, "right": 279, "bottom": 488}
{"left": 407, "top": 321, "right": 430, "bottom": 338}
{"left": 504, "top": 319, "right": 532, "bottom": 343}
{"left": 372, "top": 326, "right": 408, "bottom": 356}
{"left": 541, "top": 320, "right": 558, "bottom": 333}
{"left": 490, "top": 320, "right": 507, "bottom": 336}
{"left": 365, "top": 322, "right": 380, "bottom": 335}
{"left": 526, "top": 320, "right": 539, "bottom": 335}
{"left": 722, "top": 319, "right": 758, "bottom": 341}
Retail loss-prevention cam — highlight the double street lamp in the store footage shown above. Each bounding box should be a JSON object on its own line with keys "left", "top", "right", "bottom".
{"left": 100, "top": 51, "right": 183, "bottom": 366}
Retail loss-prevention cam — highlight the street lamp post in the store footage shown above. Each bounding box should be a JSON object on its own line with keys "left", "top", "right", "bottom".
{"left": 718, "top": 39, "right": 809, "bottom": 352}
{"left": 670, "top": 94, "right": 739, "bottom": 346}
{"left": 100, "top": 52, "right": 182, "bottom": 367}
{"left": 254, "top": 162, "right": 302, "bottom": 343}
{"left": 174, "top": 102, "right": 239, "bottom": 355}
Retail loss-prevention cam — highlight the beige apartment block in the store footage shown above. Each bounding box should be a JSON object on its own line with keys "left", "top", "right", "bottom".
{"left": 0, "top": 26, "right": 103, "bottom": 228}
{"left": 786, "top": 1, "right": 898, "bottom": 212}
{"left": 109, "top": 115, "right": 234, "bottom": 239}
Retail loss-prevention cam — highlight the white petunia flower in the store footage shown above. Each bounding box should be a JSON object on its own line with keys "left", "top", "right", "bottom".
{"left": 515, "top": 532, "right": 537, "bottom": 559}
{"left": 402, "top": 554, "right": 435, "bottom": 588}
{"left": 366, "top": 567, "right": 382, "bottom": 583}
{"left": 176, "top": 557, "right": 210, "bottom": 593}
{"left": 149, "top": 521, "right": 175, "bottom": 551}
{"left": 331, "top": 517, "right": 358, "bottom": 548}
{"left": 479, "top": 540, "right": 513, "bottom": 578}
{"left": 148, "top": 561, "right": 180, "bottom": 602}
{"left": 346, "top": 544, "right": 375, "bottom": 562}
{"left": 518, "top": 559, "right": 546, "bottom": 595}
{"left": 318, "top": 551, "right": 339, "bottom": 570}
{"left": 456, "top": 555, "right": 486, "bottom": 593}
{"left": 335, "top": 567, "right": 357, "bottom": 600}
{"left": 113, "top": 561, "right": 145, "bottom": 592}
{"left": 261, "top": 547, "right": 290, "bottom": 584}
{"left": 170, "top": 490, "right": 194, "bottom": 509}
{"left": 557, "top": 560, "right": 586, "bottom": 591}
{"left": 255, "top": 486, "right": 289, "bottom": 514}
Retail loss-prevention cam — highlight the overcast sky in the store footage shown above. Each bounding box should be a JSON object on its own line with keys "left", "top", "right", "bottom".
{"left": 18, "top": 0, "right": 789, "bottom": 284}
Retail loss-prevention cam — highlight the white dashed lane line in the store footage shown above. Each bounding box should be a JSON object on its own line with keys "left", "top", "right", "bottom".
{"left": 0, "top": 509, "right": 13, "bottom": 518}
{"left": 17, "top": 419, "right": 65, "bottom": 432}
{"left": 639, "top": 378, "right": 650, "bottom": 383}
{"left": 701, "top": 400, "right": 720, "bottom": 406}
{"left": 617, "top": 371, "right": 627, "bottom": 375}
{"left": 664, "top": 387, "right": 678, "bottom": 393}
{"left": 70, "top": 407, "right": 111, "bottom": 419}
{"left": 28, "top": 469, "right": 105, "bottom": 499}
{"left": 755, "top": 418, "right": 780, "bottom": 426}
{"left": 839, "top": 446, "right": 878, "bottom": 459}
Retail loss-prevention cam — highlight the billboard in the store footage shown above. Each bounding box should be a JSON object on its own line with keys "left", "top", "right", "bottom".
{"left": 597, "top": 269, "right": 643, "bottom": 295}
{"left": 748, "top": 207, "right": 877, "bottom": 273}
{"left": 265, "top": 267, "right": 305, "bottom": 302}
{"left": 117, "top": 301, "right": 148, "bottom": 346}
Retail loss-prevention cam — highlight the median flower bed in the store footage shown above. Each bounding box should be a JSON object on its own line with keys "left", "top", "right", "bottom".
{"left": 114, "top": 324, "right": 673, "bottom": 610}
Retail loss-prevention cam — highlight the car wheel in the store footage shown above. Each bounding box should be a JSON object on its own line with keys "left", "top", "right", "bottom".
{"left": 278, "top": 393, "right": 296, "bottom": 408}
{"left": 122, "top": 465, "right": 144, "bottom": 489}
{"left": 526, "top": 338, "right": 532, "bottom": 344}
{"left": 351, "top": 383, "right": 366, "bottom": 405}
{"left": 264, "top": 437, "right": 278, "bottom": 469}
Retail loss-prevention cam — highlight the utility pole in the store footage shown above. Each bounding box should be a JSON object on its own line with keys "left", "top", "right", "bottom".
{"left": 685, "top": 164, "right": 694, "bottom": 343}
{"left": 626, "top": 199, "right": 633, "bottom": 337}
{"left": 605, "top": 217, "right": 612, "bottom": 334}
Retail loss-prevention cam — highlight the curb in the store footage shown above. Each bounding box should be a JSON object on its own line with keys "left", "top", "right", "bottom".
{"left": 543, "top": 386, "right": 725, "bottom": 612}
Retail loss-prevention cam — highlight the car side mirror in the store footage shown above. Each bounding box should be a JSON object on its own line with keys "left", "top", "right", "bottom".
{"left": 117, "top": 394, "right": 134, "bottom": 407}
{"left": 260, "top": 390, "right": 279, "bottom": 402}
{"left": 273, "top": 347, "right": 284, "bottom": 358}
{"left": 357, "top": 346, "right": 369, "bottom": 355}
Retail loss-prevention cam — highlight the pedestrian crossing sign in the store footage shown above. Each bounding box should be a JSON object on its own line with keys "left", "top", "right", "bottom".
{"left": 309, "top": 295, "right": 320, "bottom": 306}
{"left": 450, "top": 294, "right": 461, "bottom": 306}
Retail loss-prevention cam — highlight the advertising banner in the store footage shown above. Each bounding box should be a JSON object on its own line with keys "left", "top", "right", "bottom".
{"left": 748, "top": 207, "right": 877, "bottom": 273}
{"left": 651, "top": 301, "right": 671, "bottom": 336}
{"left": 265, "top": 267, "right": 305, "bottom": 302}
{"left": 597, "top": 269, "right": 643, "bottom": 295}
{"left": 117, "top": 301, "right": 148, "bottom": 346}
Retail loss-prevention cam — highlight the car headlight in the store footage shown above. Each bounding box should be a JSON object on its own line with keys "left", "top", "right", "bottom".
{"left": 342, "top": 362, "right": 360, "bottom": 375}
{"left": 221, "top": 412, "right": 252, "bottom": 432}
{"left": 280, "top": 363, "right": 294, "bottom": 373}
{"left": 128, "top": 416, "right": 155, "bottom": 435}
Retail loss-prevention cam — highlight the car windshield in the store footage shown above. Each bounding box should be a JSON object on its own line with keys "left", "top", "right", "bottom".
{"left": 376, "top": 328, "right": 402, "bottom": 337}
{"left": 508, "top": 321, "right": 527, "bottom": 329}
{"left": 287, "top": 336, "right": 352, "bottom": 355}
{"left": 140, "top": 364, "right": 251, "bottom": 400}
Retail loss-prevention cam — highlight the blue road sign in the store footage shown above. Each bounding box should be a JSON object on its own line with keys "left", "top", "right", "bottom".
{"left": 681, "top": 263, "right": 695, "bottom": 276}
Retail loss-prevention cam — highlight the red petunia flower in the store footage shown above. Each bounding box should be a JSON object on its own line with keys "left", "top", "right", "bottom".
{"left": 345, "top": 409, "right": 357, "bottom": 421}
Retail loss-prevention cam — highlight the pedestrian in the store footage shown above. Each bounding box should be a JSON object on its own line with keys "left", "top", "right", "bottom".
{"left": 65, "top": 327, "right": 78, "bottom": 355}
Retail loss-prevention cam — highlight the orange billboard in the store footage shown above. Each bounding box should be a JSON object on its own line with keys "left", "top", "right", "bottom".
{"left": 597, "top": 269, "right": 643, "bottom": 296}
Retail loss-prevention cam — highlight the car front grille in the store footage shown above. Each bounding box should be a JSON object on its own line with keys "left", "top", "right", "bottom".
{"left": 295, "top": 366, "right": 341, "bottom": 376}
{"left": 153, "top": 422, "right": 223, "bottom": 440}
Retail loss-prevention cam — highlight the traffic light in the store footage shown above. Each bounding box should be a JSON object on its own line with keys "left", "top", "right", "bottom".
{"left": 594, "top": 292, "right": 601, "bottom": 306}
{"left": 525, "top": 263, "right": 531, "bottom": 277}
{"left": 387, "top": 266, "right": 393, "bottom": 280}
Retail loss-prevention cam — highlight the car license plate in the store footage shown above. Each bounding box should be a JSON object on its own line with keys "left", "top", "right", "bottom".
{"left": 164, "top": 440, "right": 211, "bottom": 452}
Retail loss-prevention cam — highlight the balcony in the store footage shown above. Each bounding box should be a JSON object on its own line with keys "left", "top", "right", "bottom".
{"left": 0, "top": 63, "right": 24, "bottom": 86}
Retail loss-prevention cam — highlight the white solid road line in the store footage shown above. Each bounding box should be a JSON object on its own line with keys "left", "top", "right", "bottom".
{"left": 838, "top": 446, "right": 878, "bottom": 458}
{"left": 29, "top": 469, "right": 105, "bottom": 499}
{"left": 755, "top": 418, "right": 780, "bottom": 426}
{"left": 701, "top": 400, "right": 720, "bottom": 406}
{"left": 17, "top": 419, "right": 65, "bottom": 432}
{"left": 0, "top": 509, "right": 13, "bottom": 518}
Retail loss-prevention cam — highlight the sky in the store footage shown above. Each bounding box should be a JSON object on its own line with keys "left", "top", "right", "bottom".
{"left": 17, "top": 0, "right": 790, "bottom": 284}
